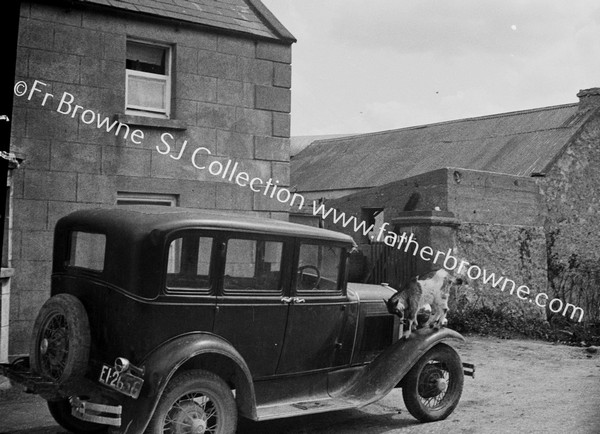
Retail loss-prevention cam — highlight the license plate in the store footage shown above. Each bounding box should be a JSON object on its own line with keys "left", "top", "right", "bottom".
{"left": 99, "top": 365, "right": 144, "bottom": 399}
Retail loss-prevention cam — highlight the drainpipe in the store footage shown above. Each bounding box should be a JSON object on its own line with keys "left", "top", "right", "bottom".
{"left": 0, "top": 1, "right": 21, "bottom": 373}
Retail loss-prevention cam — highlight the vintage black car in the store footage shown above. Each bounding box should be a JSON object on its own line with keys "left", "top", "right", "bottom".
{"left": 1, "top": 206, "right": 473, "bottom": 434}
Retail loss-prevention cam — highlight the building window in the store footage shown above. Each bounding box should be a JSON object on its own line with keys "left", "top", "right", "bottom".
{"left": 126, "top": 40, "right": 171, "bottom": 118}
{"left": 116, "top": 192, "right": 178, "bottom": 207}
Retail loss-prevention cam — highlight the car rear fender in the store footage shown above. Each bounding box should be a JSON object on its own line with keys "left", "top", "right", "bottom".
{"left": 334, "top": 327, "right": 465, "bottom": 406}
{"left": 114, "top": 332, "right": 256, "bottom": 434}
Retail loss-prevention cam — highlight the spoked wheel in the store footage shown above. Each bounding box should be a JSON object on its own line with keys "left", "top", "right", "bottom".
{"left": 147, "top": 369, "right": 237, "bottom": 434}
{"left": 39, "top": 314, "right": 68, "bottom": 379}
{"left": 402, "top": 344, "right": 464, "bottom": 422}
{"left": 30, "top": 294, "right": 90, "bottom": 383}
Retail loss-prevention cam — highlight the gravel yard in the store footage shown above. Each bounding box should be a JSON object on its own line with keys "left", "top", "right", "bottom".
{"left": 1, "top": 335, "right": 599, "bottom": 434}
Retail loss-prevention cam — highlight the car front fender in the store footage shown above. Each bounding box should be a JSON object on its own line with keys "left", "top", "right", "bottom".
{"left": 113, "top": 332, "right": 256, "bottom": 434}
{"left": 334, "top": 327, "right": 465, "bottom": 406}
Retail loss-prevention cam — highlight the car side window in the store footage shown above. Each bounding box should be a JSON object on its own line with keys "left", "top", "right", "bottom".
{"left": 224, "top": 238, "right": 283, "bottom": 293}
{"left": 296, "top": 243, "right": 343, "bottom": 293}
{"left": 166, "top": 234, "right": 213, "bottom": 293}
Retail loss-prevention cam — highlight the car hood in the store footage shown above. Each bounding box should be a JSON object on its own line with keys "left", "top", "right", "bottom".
{"left": 347, "top": 282, "right": 398, "bottom": 302}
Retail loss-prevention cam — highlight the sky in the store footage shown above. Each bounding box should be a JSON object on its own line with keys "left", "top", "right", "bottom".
{"left": 260, "top": 0, "right": 600, "bottom": 136}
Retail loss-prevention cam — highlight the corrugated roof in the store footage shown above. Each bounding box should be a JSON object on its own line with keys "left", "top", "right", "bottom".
{"left": 290, "top": 134, "right": 354, "bottom": 156}
{"left": 292, "top": 103, "right": 594, "bottom": 192}
{"left": 76, "top": 0, "right": 295, "bottom": 42}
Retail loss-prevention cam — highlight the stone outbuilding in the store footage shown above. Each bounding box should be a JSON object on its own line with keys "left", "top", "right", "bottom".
{"left": 291, "top": 89, "right": 600, "bottom": 326}
{"left": 3, "top": 0, "right": 295, "bottom": 358}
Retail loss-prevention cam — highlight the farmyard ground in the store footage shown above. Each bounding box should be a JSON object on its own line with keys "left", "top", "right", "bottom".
{"left": 1, "top": 335, "right": 599, "bottom": 434}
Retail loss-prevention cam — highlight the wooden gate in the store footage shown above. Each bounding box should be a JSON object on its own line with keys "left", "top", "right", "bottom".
{"left": 365, "top": 242, "right": 417, "bottom": 290}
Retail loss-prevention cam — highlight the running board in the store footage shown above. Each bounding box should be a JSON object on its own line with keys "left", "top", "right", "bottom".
{"left": 256, "top": 397, "right": 356, "bottom": 421}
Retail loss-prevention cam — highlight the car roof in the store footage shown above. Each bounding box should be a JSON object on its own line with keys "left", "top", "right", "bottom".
{"left": 59, "top": 206, "right": 355, "bottom": 244}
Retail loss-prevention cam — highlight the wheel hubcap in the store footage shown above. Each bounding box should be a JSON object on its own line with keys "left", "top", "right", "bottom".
{"left": 39, "top": 314, "right": 70, "bottom": 380}
{"left": 418, "top": 361, "right": 451, "bottom": 408}
{"left": 164, "top": 394, "right": 218, "bottom": 434}
{"left": 40, "top": 338, "right": 49, "bottom": 355}
{"left": 436, "top": 377, "right": 448, "bottom": 393}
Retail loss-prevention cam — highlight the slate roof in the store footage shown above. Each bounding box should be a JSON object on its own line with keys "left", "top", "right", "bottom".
{"left": 75, "top": 0, "right": 295, "bottom": 42}
{"left": 291, "top": 102, "right": 595, "bottom": 193}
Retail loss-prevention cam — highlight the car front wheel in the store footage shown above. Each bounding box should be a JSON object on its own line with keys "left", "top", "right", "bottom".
{"left": 146, "top": 369, "right": 237, "bottom": 434}
{"left": 402, "top": 343, "right": 464, "bottom": 422}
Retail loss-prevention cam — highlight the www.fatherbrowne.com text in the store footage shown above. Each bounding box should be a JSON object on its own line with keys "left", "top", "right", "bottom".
{"left": 14, "top": 78, "right": 585, "bottom": 322}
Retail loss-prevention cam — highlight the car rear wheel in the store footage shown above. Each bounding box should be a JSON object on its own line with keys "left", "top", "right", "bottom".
{"left": 402, "top": 344, "right": 464, "bottom": 422}
{"left": 146, "top": 369, "right": 237, "bottom": 434}
{"left": 47, "top": 399, "right": 107, "bottom": 433}
{"left": 30, "top": 294, "right": 91, "bottom": 383}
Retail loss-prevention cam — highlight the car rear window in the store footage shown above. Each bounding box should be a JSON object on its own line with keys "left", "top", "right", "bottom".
{"left": 166, "top": 234, "right": 213, "bottom": 293}
{"left": 69, "top": 231, "right": 106, "bottom": 272}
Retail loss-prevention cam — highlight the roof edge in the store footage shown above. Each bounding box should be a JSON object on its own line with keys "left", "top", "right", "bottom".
{"left": 40, "top": 0, "right": 293, "bottom": 43}
{"left": 538, "top": 106, "right": 600, "bottom": 175}
{"left": 245, "top": 0, "right": 297, "bottom": 43}
{"left": 304, "top": 102, "right": 580, "bottom": 149}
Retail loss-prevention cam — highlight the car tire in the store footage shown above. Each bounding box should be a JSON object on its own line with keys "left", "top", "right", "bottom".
{"left": 402, "top": 343, "right": 464, "bottom": 422}
{"left": 47, "top": 399, "right": 107, "bottom": 433}
{"left": 30, "top": 294, "right": 91, "bottom": 383}
{"left": 146, "top": 369, "right": 237, "bottom": 434}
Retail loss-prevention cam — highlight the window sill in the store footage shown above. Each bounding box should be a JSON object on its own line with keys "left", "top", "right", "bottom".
{"left": 116, "top": 114, "right": 187, "bottom": 130}
{"left": 1, "top": 268, "right": 15, "bottom": 279}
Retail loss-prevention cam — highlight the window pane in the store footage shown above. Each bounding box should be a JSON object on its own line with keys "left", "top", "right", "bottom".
{"left": 116, "top": 192, "right": 177, "bottom": 207}
{"left": 167, "top": 238, "right": 182, "bottom": 274}
{"left": 224, "top": 239, "right": 283, "bottom": 293}
{"left": 225, "top": 239, "right": 256, "bottom": 279}
{"left": 126, "top": 42, "right": 166, "bottom": 74}
{"left": 197, "top": 237, "right": 212, "bottom": 275}
{"left": 166, "top": 235, "right": 212, "bottom": 291}
{"left": 297, "top": 244, "right": 342, "bottom": 292}
{"left": 127, "top": 74, "right": 166, "bottom": 111}
{"left": 69, "top": 232, "right": 105, "bottom": 272}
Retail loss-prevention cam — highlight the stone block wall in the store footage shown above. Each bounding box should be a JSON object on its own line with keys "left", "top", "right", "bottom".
{"left": 8, "top": 2, "right": 292, "bottom": 355}
{"left": 446, "top": 169, "right": 547, "bottom": 320}
{"left": 538, "top": 114, "right": 600, "bottom": 324}
{"left": 324, "top": 168, "right": 548, "bottom": 321}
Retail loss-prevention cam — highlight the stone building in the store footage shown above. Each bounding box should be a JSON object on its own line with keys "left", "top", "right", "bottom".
{"left": 291, "top": 89, "right": 600, "bottom": 325}
{"left": 3, "top": 0, "right": 295, "bottom": 358}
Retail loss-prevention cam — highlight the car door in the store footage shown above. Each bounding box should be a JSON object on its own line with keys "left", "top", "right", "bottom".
{"left": 213, "top": 235, "right": 291, "bottom": 379}
{"left": 276, "top": 241, "right": 352, "bottom": 374}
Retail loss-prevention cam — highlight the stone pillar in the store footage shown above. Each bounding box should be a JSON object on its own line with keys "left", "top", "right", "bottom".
{"left": 391, "top": 210, "right": 460, "bottom": 277}
{"left": 0, "top": 267, "right": 14, "bottom": 363}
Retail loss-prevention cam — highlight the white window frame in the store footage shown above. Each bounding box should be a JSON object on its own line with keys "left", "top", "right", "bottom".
{"left": 125, "top": 40, "right": 172, "bottom": 119}
{"left": 116, "top": 192, "right": 178, "bottom": 207}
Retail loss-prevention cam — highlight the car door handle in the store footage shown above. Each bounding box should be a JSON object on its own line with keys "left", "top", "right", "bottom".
{"left": 293, "top": 298, "right": 305, "bottom": 303}
{"left": 281, "top": 297, "right": 293, "bottom": 304}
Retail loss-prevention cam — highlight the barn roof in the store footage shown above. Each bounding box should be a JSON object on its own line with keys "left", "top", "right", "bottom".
{"left": 291, "top": 101, "right": 595, "bottom": 193}
{"left": 290, "top": 134, "right": 354, "bottom": 156}
{"left": 74, "top": 0, "right": 295, "bottom": 42}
